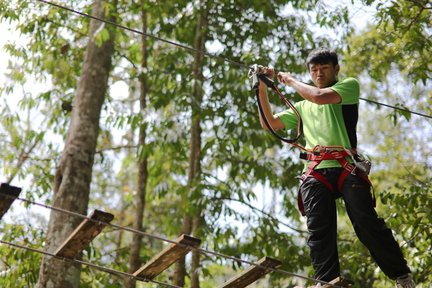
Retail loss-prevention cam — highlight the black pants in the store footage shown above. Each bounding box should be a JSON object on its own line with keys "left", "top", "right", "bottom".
{"left": 300, "top": 168, "right": 411, "bottom": 281}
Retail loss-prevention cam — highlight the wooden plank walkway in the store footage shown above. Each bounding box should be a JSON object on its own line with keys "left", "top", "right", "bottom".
{"left": 326, "top": 276, "right": 353, "bottom": 287}
{"left": 0, "top": 183, "right": 22, "bottom": 220}
{"left": 133, "top": 234, "right": 201, "bottom": 280}
{"left": 55, "top": 209, "right": 114, "bottom": 258}
{"left": 0, "top": 183, "right": 290, "bottom": 288}
{"left": 220, "top": 256, "right": 282, "bottom": 288}
{"left": 294, "top": 276, "right": 354, "bottom": 288}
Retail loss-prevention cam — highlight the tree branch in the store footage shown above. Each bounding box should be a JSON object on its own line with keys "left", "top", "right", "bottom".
{"left": 95, "top": 145, "right": 138, "bottom": 154}
{"left": 403, "top": 5, "right": 425, "bottom": 32}
{"left": 6, "top": 140, "right": 39, "bottom": 184}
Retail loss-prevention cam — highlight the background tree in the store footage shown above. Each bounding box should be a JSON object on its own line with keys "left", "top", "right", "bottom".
{"left": 172, "top": 0, "right": 209, "bottom": 286}
{"left": 125, "top": 2, "right": 150, "bottom": 288}
{"left": 36, "top": 0, "right": 117, "bottom": 287}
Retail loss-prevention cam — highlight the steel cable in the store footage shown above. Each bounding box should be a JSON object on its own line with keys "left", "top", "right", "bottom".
{"left": 32, "top": 0, "right": 432, "bottom": 120}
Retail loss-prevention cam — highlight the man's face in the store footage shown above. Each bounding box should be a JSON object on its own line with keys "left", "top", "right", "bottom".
{"left": 309, "top": 62, "right": 340, "bottom": 88}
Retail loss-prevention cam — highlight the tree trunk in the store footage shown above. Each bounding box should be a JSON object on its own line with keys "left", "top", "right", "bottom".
{"left": 190, "top": 215, "right": 203, "bottom": 288}
{"left": 125, "top": 4, "right": 149, "bottom": 288}
{"left": 37, "top": 1, "right": 116, "bottom": 287}
{"left": 115, "top": 85, "right": 136, "bottom": 264}
{"left": 173, "top": 215, "right": 193, "bottom": 286}
{"left": 174, "top": 2, "right": 208, "bottom": 287}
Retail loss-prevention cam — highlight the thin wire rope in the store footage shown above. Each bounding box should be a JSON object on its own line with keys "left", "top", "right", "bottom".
{"left": 34, "top": 0, "right": 432, "bottom": 120}
{"left": 0, "top": 239, "right": 182, "bottom": 288}
{"left": 1, "top": 191, "right": 341, "bottom": 287}
{"left": 360, "top": 97, "right": 432, "bottom": 119}
{"left": 35, "top": 0, "right": 247, "bottom": 70}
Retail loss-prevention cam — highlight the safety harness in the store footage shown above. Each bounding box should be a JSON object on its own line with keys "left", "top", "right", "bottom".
{"left": 249, "top": 65, "right": 374, "bottom": 216}
{"left": 298, "top": 148, "right": 373, "bottom": 216}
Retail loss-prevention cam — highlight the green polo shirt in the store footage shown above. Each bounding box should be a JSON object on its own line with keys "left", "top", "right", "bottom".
{"left": 275, "top": 77, "right": 360, "bottom": 169}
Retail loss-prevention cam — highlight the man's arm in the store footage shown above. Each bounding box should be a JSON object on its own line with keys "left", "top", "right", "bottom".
{"left": 257, "top": 68, "right": 285, "bottom": 131}
{"left": 278, "top": 72, "right": 341, "bottom": 105}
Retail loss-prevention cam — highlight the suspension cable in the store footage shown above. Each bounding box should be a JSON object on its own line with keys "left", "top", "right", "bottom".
{"left": 360, "top": 97, "right": 432, "bottom": 119}
{"left": 35, "top": 0, "right": 248, "bottom": 70}
{"left": 33, "top": 0, "right": 432, "bottom": 120}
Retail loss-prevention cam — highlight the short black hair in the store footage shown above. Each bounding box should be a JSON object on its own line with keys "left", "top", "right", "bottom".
{"left": 306, "top": 48, "right": 338, "bottom": 69}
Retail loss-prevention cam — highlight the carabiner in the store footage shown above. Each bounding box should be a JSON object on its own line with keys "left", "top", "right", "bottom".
{"left": 249, "top": 64, "right": 275, "bottom": 89}
{"left": 248, "top": 64, "right": 263, "bottom": 88}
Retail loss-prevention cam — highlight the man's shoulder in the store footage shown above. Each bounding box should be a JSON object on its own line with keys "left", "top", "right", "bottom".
{"left": 330, "top": 77, "right": 360, "bottom": 104}
{"left": 335, "top": 77, "right": 359, "bottom": 86}
{"left": 329, "top": 77, "right": 360, "bottom": 93}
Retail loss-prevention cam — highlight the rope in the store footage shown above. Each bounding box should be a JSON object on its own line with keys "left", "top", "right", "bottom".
{"left": 32, "top": 0, "right": 432, "bottom": 120}
{"left": 0, "top": 191, "right": 343, "bottom": 287}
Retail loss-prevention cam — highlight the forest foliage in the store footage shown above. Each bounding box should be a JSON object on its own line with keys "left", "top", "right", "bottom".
{"left": 0, "top": 0, "right": 430, "bottom": 287}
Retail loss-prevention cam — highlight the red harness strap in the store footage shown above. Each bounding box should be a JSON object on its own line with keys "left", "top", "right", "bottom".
{"left": 297, "top": 149, "right": 373, "bottom": 216}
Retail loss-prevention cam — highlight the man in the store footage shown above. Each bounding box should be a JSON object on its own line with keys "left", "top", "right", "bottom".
{"left": 256, "top": 48, "right": 414, "bottom": 287}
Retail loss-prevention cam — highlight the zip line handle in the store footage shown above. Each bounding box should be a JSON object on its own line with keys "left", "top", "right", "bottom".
{"left": 248, "top": 64, "right": 275, "bottom": 89}
{"left": 258, "top": 73, "right": 275, "bottom": 88}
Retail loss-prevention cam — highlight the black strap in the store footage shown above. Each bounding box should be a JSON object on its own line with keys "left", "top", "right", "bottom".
{"left": 254, "top": 74, "right": 303, "bottom": 144}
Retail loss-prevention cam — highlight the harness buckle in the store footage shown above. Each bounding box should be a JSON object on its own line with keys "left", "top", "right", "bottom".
{"left": 352, "top": 153, "right": 372, "bottom": 175}
{"left": 354, "top": 159, "right": 372, "bottom": 175}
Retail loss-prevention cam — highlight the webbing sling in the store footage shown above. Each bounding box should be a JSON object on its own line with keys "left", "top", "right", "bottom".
{"left": 297, "top": 149, "right": 374, "bottom": 216}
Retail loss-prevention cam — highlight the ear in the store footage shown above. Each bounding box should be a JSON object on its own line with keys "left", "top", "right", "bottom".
{"left": 335, "top": 64, "right": 340, "bottom": 74}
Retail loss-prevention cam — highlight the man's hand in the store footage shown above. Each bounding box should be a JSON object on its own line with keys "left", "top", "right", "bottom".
{"left": 277, "top": 71, "right": 295, "bottom": 86}
{"left": 277, "top": 71, "right": 342, "bottom": 104}
{"left": 259, "top": 66, "right": 275, "bottom": 79}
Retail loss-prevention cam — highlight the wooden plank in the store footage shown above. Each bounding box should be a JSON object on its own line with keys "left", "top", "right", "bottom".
{"left": 294, "top": 276, "right": 354, "bottom": 288}
{"left": 55, "top": 209, "right": 114, "bottom": 259}
{"left": 220, "top": 256, "right": 282, "bottom": 288}
{"left": 0, "top": 183, "right": 22, "bottom": 220}
{"left": 133, "top": 234, "right": 201, "bottom": 280}
{"left": 326, "top": 276, "right": 354, "bottom": 288}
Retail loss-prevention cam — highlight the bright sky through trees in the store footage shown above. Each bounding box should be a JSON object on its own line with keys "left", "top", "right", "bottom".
{"left": 0, "top": 1, "right": 430, "bottom": 287}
